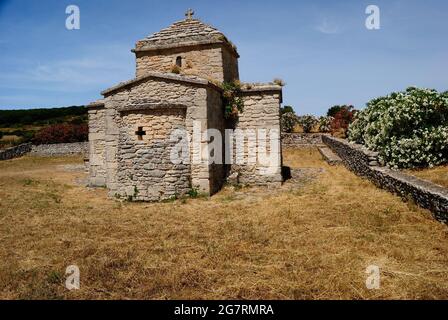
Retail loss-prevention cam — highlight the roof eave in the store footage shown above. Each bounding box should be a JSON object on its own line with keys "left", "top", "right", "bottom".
{"left": 132, "top": 40, "right": 240, "bottom": 58}
{"left": 241, "top": 85, "right": 283, "bottom": 104}
{"left": 101, "top": 72, "right": 222, "bottom": 97}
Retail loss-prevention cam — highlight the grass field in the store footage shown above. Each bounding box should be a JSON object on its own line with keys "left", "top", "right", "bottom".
{"left": 0, "top": 148, "right": 447, "bottom": 300}
{"left": 0, "top": 134, "right": 22, "bottom": 149}
{"left": 406, "top": 166, "right": 448, "bottom": 189}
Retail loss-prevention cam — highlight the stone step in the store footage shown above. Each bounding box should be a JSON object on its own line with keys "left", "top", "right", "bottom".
{"left": 318, "top": 147, "right": 342, "bottom": 166}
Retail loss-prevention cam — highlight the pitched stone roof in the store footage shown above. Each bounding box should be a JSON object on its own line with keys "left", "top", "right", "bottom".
{"left": 142, "top": 18, "right": 223, "bottom": 45}
{"left": 101, "top": 72, "right": 222, "bottom": 97}
{"left": 134, "top": 18, "right": 238, "bottom": 56}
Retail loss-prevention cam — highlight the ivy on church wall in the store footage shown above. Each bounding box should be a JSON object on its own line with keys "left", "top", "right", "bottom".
{"left": 221, "top": 81, "right": 244, "bottom": 120}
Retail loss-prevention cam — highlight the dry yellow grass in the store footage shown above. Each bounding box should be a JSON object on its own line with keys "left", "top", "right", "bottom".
{"left": 406, "top": 166, "right": 448, "bottom": 189}
{"left": 0, "top": 135, "right": 20, "bottom": 142}
{"left": 292, "top": 124, "right": 320, "bottom": 133}
{"left": 0, "top": 149, "right": 447, "bottom": 300}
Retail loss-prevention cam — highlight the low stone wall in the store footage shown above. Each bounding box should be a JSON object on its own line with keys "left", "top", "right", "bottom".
{"left": 30, "top": 142, "right": 88, "bottom": 157}
{"left": 282, "top": 133, "right": 325, "bottom": 148}
{"left": 321, "top": 135, "right": 381, "bottom": 174}
{"left": 323, "top": 135, "right": 448, "bottom": 223}
{"left": 0, "top": 143, "right": 32, "bottom": 160}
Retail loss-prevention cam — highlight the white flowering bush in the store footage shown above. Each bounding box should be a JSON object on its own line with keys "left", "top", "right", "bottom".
{"left": 297, "top": 115, "right": 318, "bottom": 133}
{"left": 318, "top": 116, "right": 333, "bottom": 133}
{"left": 348, "top": 87, "right": 448, "bottom": 168}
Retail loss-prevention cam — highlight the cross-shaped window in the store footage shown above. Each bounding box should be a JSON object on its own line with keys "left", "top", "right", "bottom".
{"left": 135, "top": 126, "right": 146, "bottom": 141}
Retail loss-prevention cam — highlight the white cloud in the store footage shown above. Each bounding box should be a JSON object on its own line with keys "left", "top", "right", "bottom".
{"left": 315, "top": 18, "right": 341, "bottom": 34}
{"left": 0, "top": 43, "right": 134, "bottom": 93}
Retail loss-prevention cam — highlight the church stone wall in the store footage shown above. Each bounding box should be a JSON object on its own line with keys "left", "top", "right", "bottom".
{"left": 116, "top": 109, "right": 190, "bottom": 201}
{"left": 230, "top": 88, "right": 283, "bottom": 186}
{"left": 103, "top": 96, "right": 122, "bottom": 194}
{"left": 88, "top": 107, "right": 107, "bottom": 187}
{"left": 221, "top": 47, "right": 239, "bottom": 82}
{"left": 101, "top": 77, "right": 218, "bottom": 200}
{"left": 135, "top": 44, "right": 239, "bottom": 83}
{"left": 206, "top": 87, "right": 225, "bottom": 194}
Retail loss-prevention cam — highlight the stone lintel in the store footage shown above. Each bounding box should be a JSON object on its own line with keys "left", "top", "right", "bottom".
{"left": 117, "top": 103, "right": 188, "bottom": 113}
{"left": 87, "top": 99, "right": 106, "bottom": 109}
{"left": 101, "top": 72, "right": 222, "bottom": 97}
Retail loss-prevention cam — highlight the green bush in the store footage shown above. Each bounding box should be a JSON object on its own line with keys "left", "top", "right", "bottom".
{"left": 281, "top": 112, "right": 298, "bottom": 133}
{"left": 221, "top": 81, "right": 244, "bottom": 119}
{"left": 348, "top": 87, "right": 448, "bottom": 168}
{"left": 280, "top": 105, "right": 294, "bottom": 115}
{"left": 327, "top": 105, "right": 354, "bottom": 117}
{"left": 297, "top": 115, "right": 318, "bottom": 133}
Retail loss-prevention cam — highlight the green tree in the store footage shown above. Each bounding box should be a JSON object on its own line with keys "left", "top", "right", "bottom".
{"left": 327, "top": 105, "right": 354, "bottom": 117}
{"left": 297, "top": 115, "right": 318, "bottom": 133}
{"left": 281, "top": 105, "right": 295, "bottom": 115}
{"left": 281, "top": 112, "right": 298, "bottom": 133}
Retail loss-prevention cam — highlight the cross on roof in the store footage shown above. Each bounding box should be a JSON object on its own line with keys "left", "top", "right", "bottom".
{"left": 135, "top": 126, "right": 146, "bottom": 141}
{"left": 185, "top": 8, "right": 194, "bottom": 20}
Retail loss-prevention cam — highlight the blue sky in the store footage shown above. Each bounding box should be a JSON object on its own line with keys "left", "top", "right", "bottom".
{"left": 0, "top": 0, "right": 447, "bottom": 115}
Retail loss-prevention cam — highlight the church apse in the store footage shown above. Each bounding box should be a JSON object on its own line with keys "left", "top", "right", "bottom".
{"left": 115, "top": 108, "right": 190, "bottom": 201}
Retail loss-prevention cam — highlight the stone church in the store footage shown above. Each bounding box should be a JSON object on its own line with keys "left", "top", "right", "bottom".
{"left": 88, "top": 11, "right": 284, "bottom": 201}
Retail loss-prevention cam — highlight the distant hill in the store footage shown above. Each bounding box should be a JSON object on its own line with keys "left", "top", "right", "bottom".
{"left": 0, "top": 106, "right": 87, "bottom": 128}
{"left": 0, "top": 106, "right": 87, "bottom": 148}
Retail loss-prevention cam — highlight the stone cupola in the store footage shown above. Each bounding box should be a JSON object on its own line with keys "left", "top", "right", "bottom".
{"left": 132, "top": 10, "right": 239, "bottom": 83}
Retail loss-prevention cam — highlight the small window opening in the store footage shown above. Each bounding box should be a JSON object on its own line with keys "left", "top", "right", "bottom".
{"left": 176, "top": 56, "right": 182, "bottom": 68}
